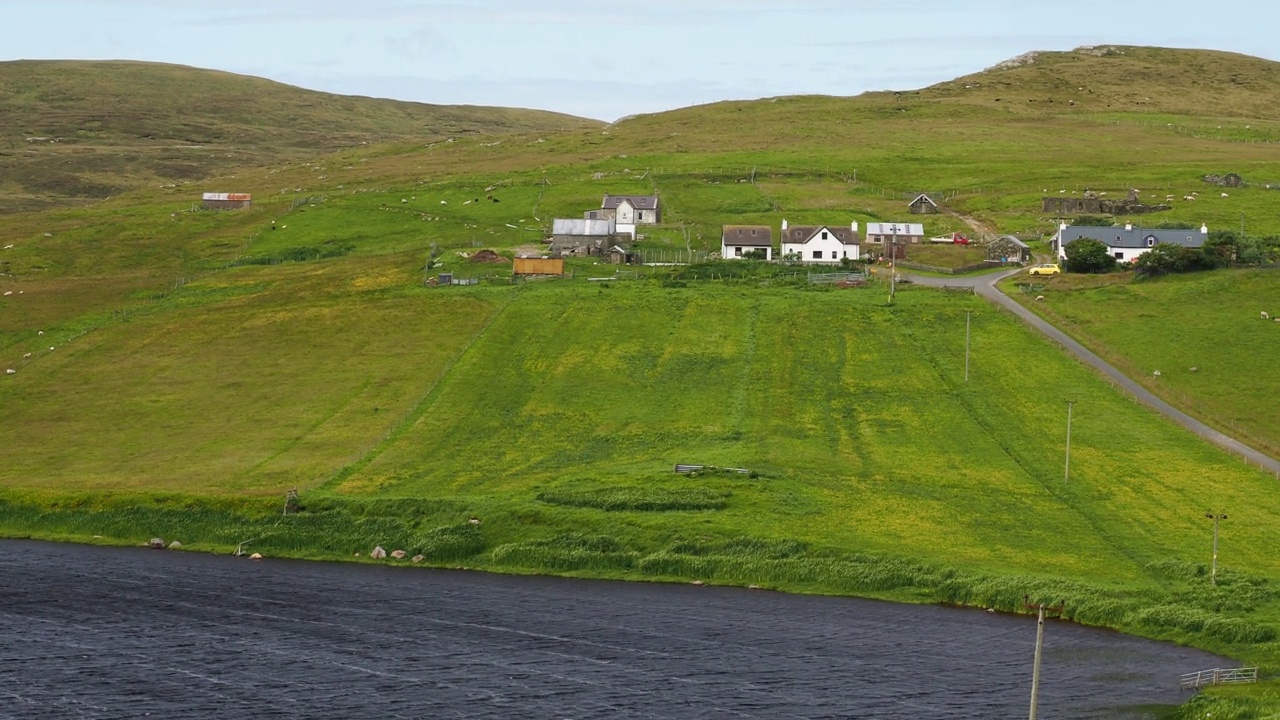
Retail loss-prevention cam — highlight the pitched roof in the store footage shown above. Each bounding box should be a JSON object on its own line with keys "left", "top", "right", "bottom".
{"left": 1059, "top": 225, "right": 1206, "bottom": 249}
{"left": 722, "top": 225, "right": 773, "bottom": 246}
{"left": 996, "top": 235, "right": 1030, "bottom": 249}
{"left": 553, "top": 218, "right": 616, "bottom": 236}
{"left": 909, "top": 192, "right": 939, "bottom": 207}
{"left": 865, "top": 222, "right": 925, "bottom": 236}
{"left": 781, "top": 225, "right": 859, "bottom": 245}
{"left": 602, "top": 194, "right": 659, "bottom": 210}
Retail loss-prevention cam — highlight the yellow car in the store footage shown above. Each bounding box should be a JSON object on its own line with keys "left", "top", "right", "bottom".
{"left": 1028, "top": 263, "right": 1061, "bottom": 276}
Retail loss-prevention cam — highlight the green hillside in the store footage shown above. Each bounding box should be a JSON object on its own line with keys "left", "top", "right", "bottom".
{"left": 0, "top": 60, "right": 600, "bottom": 213}
{"left": 3, "top": 46, "right": 1280, "bottom": 716}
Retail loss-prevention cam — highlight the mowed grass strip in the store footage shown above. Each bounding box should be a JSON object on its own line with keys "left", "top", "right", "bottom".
{"left": 325, "top": 281, "right": 1280, "bottom": 584}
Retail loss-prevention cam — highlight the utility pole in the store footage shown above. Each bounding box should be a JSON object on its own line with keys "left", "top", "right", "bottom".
{"left": 1064, "top": 400, "right": 1076, "bottom": 482}
{"left": 1205, "top": 512, "right": 1228, "bottom": 585}
{"left": 888, "top": 224, "right": 899, "bottom": 305}
{"left": 1024, "top": 596, "right": 1066, "bottom": 720}
{"left": 965, "top": 311, "right": 972, "bottom": 384}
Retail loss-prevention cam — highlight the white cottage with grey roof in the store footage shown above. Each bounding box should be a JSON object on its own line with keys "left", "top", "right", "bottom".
{"left": 585, "top": 194, "right": 661, "bottom": 239}
{"left": 1052, "top": 222, "right": 1208, "bottom": 263}
{"left": 780, "top": 220, "right": 861, "bottom": 263}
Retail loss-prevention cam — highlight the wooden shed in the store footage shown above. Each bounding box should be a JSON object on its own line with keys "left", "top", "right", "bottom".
{"left": 513, "top": 257, "right": 565, "bottom": 276}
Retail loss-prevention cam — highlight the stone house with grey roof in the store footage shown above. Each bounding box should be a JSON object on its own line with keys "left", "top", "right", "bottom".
{"left": 1052, "top": 222, "right": 1208, "bottom": 263}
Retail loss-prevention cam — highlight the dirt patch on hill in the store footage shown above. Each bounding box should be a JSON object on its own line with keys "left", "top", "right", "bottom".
{"left": 469, "top": 249, "right": 508, "bottom": 264}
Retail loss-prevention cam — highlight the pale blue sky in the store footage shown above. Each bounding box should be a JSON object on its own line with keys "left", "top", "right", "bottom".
{"left": 1, "top": 1, "right": 1274, "bottom": 121}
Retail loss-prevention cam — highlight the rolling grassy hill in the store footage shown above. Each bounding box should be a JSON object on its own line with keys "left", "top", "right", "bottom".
{"left": 3, "top": 45, "right": 1280, "bottom": 715}
{"left": 0, "top": 60, "right": 600, "bottom": 213}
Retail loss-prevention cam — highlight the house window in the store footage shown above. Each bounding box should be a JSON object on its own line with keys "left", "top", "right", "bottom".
{"left": 821, "top": 231, "right": 829, "bottom": 240}
{"left": 1146, "top": 236, "right": 1156, "bottom": 247}
{"left": 1114, "top": 252, "right": 1124, "bottom": 259}
{"left": 735, "top": 246, "right": 743, "bottom": 257}
{"left": 813, "top": 250, "right": 823, "bottom": 260}
{"left": 751, "top": 228, "right": 757, "bottom": 236}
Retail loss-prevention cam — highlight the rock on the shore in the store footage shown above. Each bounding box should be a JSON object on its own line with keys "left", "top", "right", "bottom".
{"left": 391, "top": 550, "right": 407, "bottom": 559}
{"left": 412, "top": 555, "right": 425, "bottom": 564}
{"left": 148, "top": 538, "right": 165, "bottom": 550}
{"left": 249, "top": 553, "right": 263, "bottom": 560}
{"left": 167, "top": 541, "right": 182, "bottom": 550}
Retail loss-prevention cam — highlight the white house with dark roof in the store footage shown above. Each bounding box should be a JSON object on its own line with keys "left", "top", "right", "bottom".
{"left": 780, "top": 220, "right": 861, "bottom": 263}
{"left": 1052, "top": 222, "right": 1208, "bottom": 263}
{"left": 586, "top": 194, "right": 661, "bottom": 238}
{"left": 721, "top": 225, "right": 774, "bottom": 260}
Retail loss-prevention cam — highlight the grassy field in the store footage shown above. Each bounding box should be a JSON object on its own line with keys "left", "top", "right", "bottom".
{"left": 5, "top": 45, "right": 1280, "bottom": 716}
{"left": 1003, "top": 268, "right": 1280, "bottom": 458}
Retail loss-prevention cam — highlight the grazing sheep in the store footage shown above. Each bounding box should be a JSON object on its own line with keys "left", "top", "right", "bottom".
{"left": 1264, "top": 311, "right": 1271, "bottom": 320}
{"left": 5, "top": 369, "right": 14, "bottom": 375}
{"left": 37, "top": 330, "right": 43, "bottom": 336}
{"left": 22, "top": 352, "right": 31, "bottom": 359}
{"left": 3, "top": 291, "right": 11, "bottom": 296}
{"left": 1221, "top": 192, "right": 1230, "bottom": 198}
{"left": 1190, "top": 367, "right": 1199, "bottom": 373}
{"left": 440, "top": 200, "right": 447, "bottom": 205}
{"left": 1035, "top": 295, "right": 1045, "bottom": 302}
{"left": 1183, "top": 195, "right": 1196, "bottom": 201}
{"left": 1153, "top": 370, "right": 1162, "bottom": 377}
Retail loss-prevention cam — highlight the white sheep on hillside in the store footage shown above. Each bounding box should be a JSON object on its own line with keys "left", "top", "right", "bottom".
{"left": 1035, "top": 295, "right": 1045, "bottom": 302}
{"left": 1221, "top": 193, "right": 1230, "bottom": 198}
{"left": 1183, "top": 195, "right": 1196, "bottom": 201}
{"left": 1263, "top": 311, "right": 1271, "bottom": 320}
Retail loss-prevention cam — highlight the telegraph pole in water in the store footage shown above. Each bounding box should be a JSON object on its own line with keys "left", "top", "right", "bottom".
{"left": 1025, "top": 597, "right": 1066, "bottom": 720}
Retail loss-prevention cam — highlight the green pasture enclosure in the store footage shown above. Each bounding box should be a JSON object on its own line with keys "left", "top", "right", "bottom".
{"left": 1006, "top": 269, "right": 1280, "bottom": 459}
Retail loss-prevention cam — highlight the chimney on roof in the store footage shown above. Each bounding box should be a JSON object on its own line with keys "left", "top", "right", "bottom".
{"left": 1125, "top": 222, "right": 1133, "bottom": 231}
{"left": 1201, "top": 223, "right": 1209, "bottom": 234}
{"left": 781, "top": 219, "right": 789, "bottom": 231}
{"left": 850, "top": 221, "right": 859, "bottom": 233}
{"left": 1059, "top": 221, "right": 1067, "bottom": 231}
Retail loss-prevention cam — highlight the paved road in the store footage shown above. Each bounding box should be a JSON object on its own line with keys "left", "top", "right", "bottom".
{"left": 0, "top": 540, "right": 1227, "bottom": 719}
{"left": 902, "top": 268, "right": 1280, "bottom": 475}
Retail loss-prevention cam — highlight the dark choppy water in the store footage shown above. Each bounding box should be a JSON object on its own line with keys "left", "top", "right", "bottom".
{"left": 0, "top": 540, "right": 1223, "bottom": 719}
